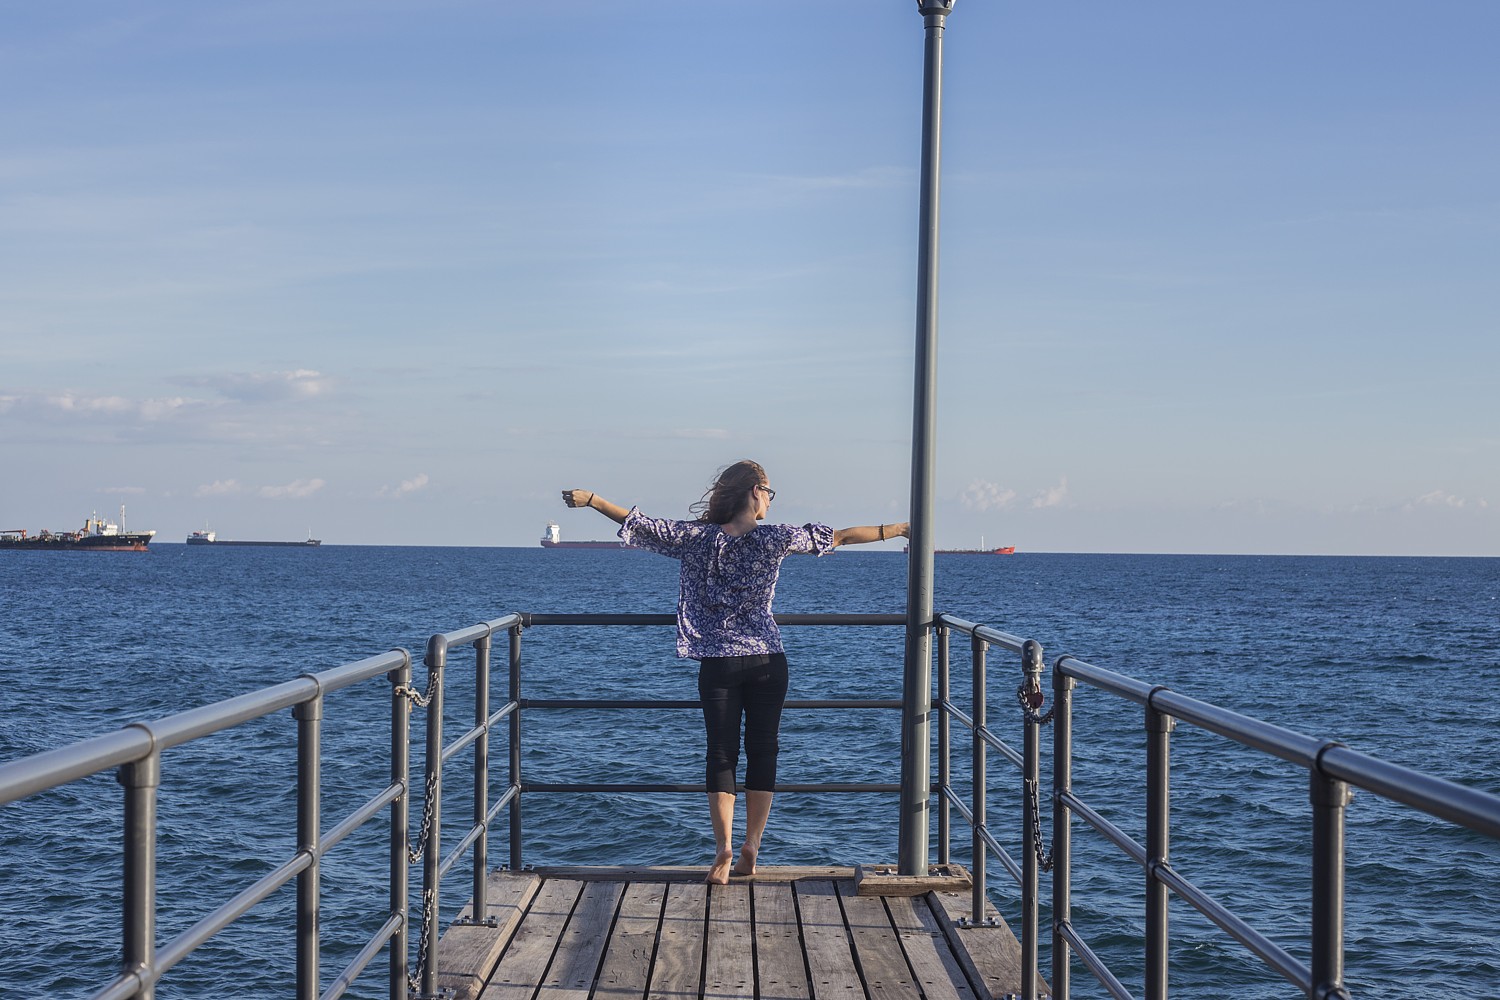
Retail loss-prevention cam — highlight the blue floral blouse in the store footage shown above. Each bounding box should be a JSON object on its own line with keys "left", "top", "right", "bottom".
{"left": 618, "top": 507, "right": 835, "bottom": 659}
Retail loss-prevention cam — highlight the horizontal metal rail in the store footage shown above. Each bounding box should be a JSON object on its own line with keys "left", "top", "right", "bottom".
{"left": 523, "top": 698, "right": 903, "bottom": 710}
{"left": 1058, "top": 654, "right": 1500, "bottom": 839}
{"left": 940, "top": 698, "right": 1024, "bottom": 770}
{"left": 0, "top": 651, "right": 406, "bottom": 806}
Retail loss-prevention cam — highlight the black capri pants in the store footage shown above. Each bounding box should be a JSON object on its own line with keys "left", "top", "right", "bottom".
{"left": 697, "top": 653, "right": 789, "bottom": 794}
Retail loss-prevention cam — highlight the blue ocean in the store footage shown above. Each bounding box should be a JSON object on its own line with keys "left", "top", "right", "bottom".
{"left": 2, "top": 546, "right": 1497, "bottom": 997}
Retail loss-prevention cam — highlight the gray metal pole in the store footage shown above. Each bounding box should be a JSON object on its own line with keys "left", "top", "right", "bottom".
{"left": 1145, "top": 699, "right": 1174, "bottom": 1000}
{"left": 899, "top": 0, "right": 955, "bottom": 877}
{"left": 119, "top": 748, "right": 160, "bottom": 1000}
{"left": 390, "top": 654, "right": 412, "bottom": 1000}
{"left": 294, "top": 693, "right": 323, "bottom": 1000}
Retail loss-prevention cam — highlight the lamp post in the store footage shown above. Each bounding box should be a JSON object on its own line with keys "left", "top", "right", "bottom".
{"left": 900, "top": 0, "right": 954, "bottom": 876}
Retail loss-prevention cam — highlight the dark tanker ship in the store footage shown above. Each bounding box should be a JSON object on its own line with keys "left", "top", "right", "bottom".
{"left": 1, "top": 508, "right": 156, "bottom": 552}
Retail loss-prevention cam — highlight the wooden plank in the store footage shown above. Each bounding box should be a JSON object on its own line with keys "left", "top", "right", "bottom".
{"left": 530, "top": 865, "right": 853, "bottom": 883}
{"left": 925, "top": 890, "right": 1032, "bottom": 1000}
{"left": 836, "top": 881, "right": 921, "bottom": 1000}
{"left": 881, "top": 895, "right": 977, "bottom": 1000}
{"left": 596, "top": 882, "right": 668, "bottom": 1000}
{"left": 538, "top": 880, "right": 626, "bottom": 1000}
{"left": 436, "top": 871, "right": 543, "bottom": 1000}
{"left": 647, "top": 881, "right": 708, "bottom": 1000}
{"left": 752, "top": 882, "right": 811, "bottom": 1000}
{"left": 794, "top": 880, "right": 864, "bottom": 1000}
{"left": 705, "top": 884, "right": 755, "bottom": 1000}
{"left": 853, "top": 863, "right": 972, "bottom": 897}
{"left": 478, "top": 878, "right": 584, "bottom": 1000}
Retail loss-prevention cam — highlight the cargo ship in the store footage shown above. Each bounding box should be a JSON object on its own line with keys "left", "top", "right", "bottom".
{"left": 539, "top": 522, "right": 631, "bottom": 549}
{"left": 187, "top": 528, "right": 321, "bottom": 547}
{"left": 1, "top": 508, "right": 156, "bottom": 552}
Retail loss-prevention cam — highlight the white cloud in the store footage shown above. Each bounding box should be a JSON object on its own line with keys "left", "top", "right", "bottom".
{"left": 259, "top": 478, "right": 325, "bottom": 499}
{"left": 960, "top": 480, "right": 1018, "bottom": 512}
{"left": 1405, "top": 490, "right": 1488, "bottom": 511}
{"left": 195, "top": 479, "right": 243, "bottom": 497}
{"left": 379, "top": 472, "right": 429, "bottom": 498}
{"left": 3, "top": 391, "right": 202, "bottom": 422}
{"left": 1031, "top": 477, "right": 1070, "bottom": 509}
{"left": 177, "top": 369, "right": 331, "bottom": 403}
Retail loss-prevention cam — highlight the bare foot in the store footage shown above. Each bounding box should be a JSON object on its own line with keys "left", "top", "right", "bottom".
{"left": 731, "top": 844, "right": 758, "bottom": 877}
{"left": 706, "top": 849, "right": 734, "bottom": 885}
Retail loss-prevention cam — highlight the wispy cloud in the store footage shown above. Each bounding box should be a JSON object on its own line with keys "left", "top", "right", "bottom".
{"left": 195, "top": 479, "right": 243, "bottom": 497}
{"left": 9, "top": 391, "right": 200, "bottom": 420}
{"left": 1031, "top": 478, "right": 1070, "bottom": 509}
{"left": 175, "top": 369, "right": 331, "bottom": 403}
{"left": 379, "top": 473, "right": 429, "bottom": 499}
{"left": 259, "top": 479, "right": 325, "bottom": 499}
{"left": 103, "top": 486, "right": 146, "bottom": 495}
{"left": 960, "top": 480, "right": 1018, "bottom": 512}
{"left": 1404, "top": 490, "right": 1489, "bottom": 511}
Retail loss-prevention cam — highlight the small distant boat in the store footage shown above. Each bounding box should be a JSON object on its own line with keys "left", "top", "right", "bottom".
{"left": 908, "top": 537, "right": 1016, "bottom": 555}
{"left": 0, "top": 507, "right": 156, "bottom": 552}
{"left": 539, "top": 522, "right": 630, "bottom": 549}
{"left": 187, "top": 527, "right": 321, "bottom": 547}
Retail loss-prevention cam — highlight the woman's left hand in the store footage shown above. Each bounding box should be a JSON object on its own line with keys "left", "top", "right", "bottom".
{"left": 561, "top": 489, "right": 593, "bottom": 509}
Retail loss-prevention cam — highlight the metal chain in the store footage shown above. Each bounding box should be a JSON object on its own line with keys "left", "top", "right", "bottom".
{"left": 1017, "top": 683, "right": 1055, "bottom": 726}
{"left": 394, "top": 665, "right": 440, "bottom": 708}
{"left": 394, "top": 666, "right": 444, "bottom": 997}
{"left": 407, "top": 883, "right": 439, "bottom": 996}
{"left": 1025, "top": 776, "right": 1055, "bottom": 872}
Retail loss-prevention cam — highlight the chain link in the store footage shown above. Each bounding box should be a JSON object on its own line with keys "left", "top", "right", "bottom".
{"left": 1016, "top": 683, "right": 1055, "bottom": 726}
{"left": 1025, "top": 776, "right": 1055, "bottom": 873}
{"left": 407, "top": 883, "right": 439, "bottom": 996}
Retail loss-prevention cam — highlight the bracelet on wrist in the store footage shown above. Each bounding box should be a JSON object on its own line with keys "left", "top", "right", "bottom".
{"left": 879, "top": 524, "right": 886, "bottom": 541}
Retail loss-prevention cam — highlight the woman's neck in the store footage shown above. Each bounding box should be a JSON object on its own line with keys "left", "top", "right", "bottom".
{"left": 720, "top": 510, "right": 759, "bottom": 537}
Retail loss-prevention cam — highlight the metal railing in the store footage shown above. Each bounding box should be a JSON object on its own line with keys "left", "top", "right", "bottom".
{"left": 408, "top": 612, "right": 907, "bottom": 996}
{"left": 0, "top": 611, "right": 907, "bottom": 1000}
{"left": 932, "top": 613, "right": 1500, "bottom": 1000}
{"left": 932, "top": 614, "right": 1049, "bottom": 1000}
{"left": 0, "top": 649, "right": 416, "bottom": 1000}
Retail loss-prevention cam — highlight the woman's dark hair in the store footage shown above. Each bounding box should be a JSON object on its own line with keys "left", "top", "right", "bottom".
{"left": 691, "top": 460, "right": 767, "bottom": 524}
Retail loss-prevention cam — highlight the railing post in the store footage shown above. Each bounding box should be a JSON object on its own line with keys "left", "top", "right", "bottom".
{"left": 937, "top": 622, "right": 951, "bottom": 866}
{"left": 1051, "top": 658, "right": 1075, "bottom": 1000}
{"left": 970, "top": 632, "right": 987, "bottom": 926}
{"left": 1020, "top": 639, "right": 1043, "bottom": 1000}
{"left": 1311, "top": 748, "right": 1353, "bottom": 1000}
{"left": 509, "top": 624, "right": 524, "bottom": 871}
{"left": 294, "top": 688, "right": 324, "bottom": 1000}
{"left": 419, "top": 637, "right": 447, "bottom": 1000}
{"left": 390, "top": 653, "right": 412, "bottom": 1000}
{"left": 119, "top": 744, "right": 160, "bottom": 1000}
{"left": 1145, "top": 690, "right": 1175, "bottom": 1000}
{"left": 472, "top": 633, "right": 491, "bottom": 922}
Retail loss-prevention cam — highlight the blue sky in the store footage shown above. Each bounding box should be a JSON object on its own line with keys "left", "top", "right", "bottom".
{"left": 2, "top": 1, "right": 1496, "bottom": 554}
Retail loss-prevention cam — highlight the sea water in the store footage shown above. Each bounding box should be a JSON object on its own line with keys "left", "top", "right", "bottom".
{"left": 2, "top": 546, "right": 1497, "bottom": 997}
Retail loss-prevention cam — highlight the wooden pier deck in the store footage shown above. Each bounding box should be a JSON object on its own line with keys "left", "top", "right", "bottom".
{"left": 433, "top": 866, "right": 1035, "bottom": 1000}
